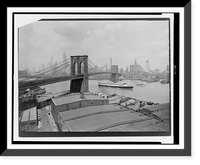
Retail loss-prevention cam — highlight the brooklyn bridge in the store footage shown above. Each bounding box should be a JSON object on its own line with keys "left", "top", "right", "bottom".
{"left": 19, "top": 55, "right": 121, "bottom": 92}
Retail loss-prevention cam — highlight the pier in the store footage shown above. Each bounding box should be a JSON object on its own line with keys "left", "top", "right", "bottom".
{"left": 19, "top": 91, "right": 170, "bottom": 133}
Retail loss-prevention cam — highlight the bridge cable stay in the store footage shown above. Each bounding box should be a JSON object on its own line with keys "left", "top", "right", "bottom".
{"left": 88, "top": 59, "right": 102, "bottom": 72}
{"left": 28, "top": 58, "right": 70, "bottom": 77}
{"left": 37, "top": 59, "right": 70, "bottom": 76}
{"left": 31, "top": 58, "right": 70, "bottom": 76}
{"left": 19, "top": 61, "right": 72, "bottom": 88}
{"left": 88, "top": 59, "right": 100, "bottom": 69}
{"left": 35, "top": 60, "right": 71, "bottom": 78}
{"left": 88, "top": 63, "right": 101, "bottom": 73}
{"left": 23, "top": 59, "right": 71, "bottom": 80}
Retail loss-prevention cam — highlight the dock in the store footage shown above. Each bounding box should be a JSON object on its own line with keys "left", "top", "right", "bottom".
{"left": 19, "top": 91, "right": 170, "bottom": 133}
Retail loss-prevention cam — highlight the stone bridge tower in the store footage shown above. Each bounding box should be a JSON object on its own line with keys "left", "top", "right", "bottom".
{"left": 70, "top": 55, "right": 89, "bottom": 93}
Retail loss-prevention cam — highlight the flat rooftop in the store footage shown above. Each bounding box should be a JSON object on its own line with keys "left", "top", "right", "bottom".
{"left": 21, "top": 109, "right": 30, "bottom": 122}
{"left": 59, "top": 103, "right": 170, "bottom": 132}
{"left": 21, "top": 106, "right": 37, "bottom": 122}
{"left": 59, "top": 104, "right": 127, "bottom": 122}
{"left": 52, "top": 93, "right": 107, "bottom": 106}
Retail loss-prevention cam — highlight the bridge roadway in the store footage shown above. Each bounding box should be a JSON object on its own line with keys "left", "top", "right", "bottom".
{"left": 19, "top": 72, "right": 120, "bottom": 90}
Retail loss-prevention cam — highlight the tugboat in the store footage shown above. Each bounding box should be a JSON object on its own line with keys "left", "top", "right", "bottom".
{"left": 98, "top": 81, "right": 133, "bottom": 89}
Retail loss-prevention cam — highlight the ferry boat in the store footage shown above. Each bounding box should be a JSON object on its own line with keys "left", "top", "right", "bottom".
{"left": 98, "top": 81, "right": 133, "bottom": 89}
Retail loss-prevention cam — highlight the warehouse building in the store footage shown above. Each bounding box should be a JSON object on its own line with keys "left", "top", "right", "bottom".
{"left": 49, "top": 92, "right": 109, "bottom": 126}
{"left": 20, "top": 106, "right": 37, "bottom": 131}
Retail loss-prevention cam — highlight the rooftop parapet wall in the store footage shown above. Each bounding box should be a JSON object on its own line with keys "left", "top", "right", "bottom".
{"left": 50, "top": 93, "right": 109, "bottom": 112}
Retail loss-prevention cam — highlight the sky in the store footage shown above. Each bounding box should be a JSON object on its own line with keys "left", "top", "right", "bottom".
{"left": 19, "top": 20, "right": 169, "bottom": 71}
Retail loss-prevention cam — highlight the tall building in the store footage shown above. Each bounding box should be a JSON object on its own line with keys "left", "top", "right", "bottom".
{"left": 32, "top": 67, "right": 35, "bottom": 74}
{"left": 110, "top": 57, "right": 112, "bottom": 71}
{"left": 120, "top": 68, "right": 123, "bottom": 74}
{"left": 25, "top": 68, "right": 30, "bottom": 74}
{"left": 106, "top": 63, "right": 108, "bottom": 71}
{"left": 41, "top": 63, "right": 45, "bottom": 71}
{"left": 146, "top": 60, "right": 150, "bottom": 72}
{"left": 126, "top": 66, "right": 129, "bottom": 73}
{"left": 51, "top": 56, "right": 54, "bottom": 67}
{"left": 130, "top": 60, "right": 144, "bottom": 74}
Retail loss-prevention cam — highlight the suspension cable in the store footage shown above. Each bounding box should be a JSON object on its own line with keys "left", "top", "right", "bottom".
{"left": 23, "top": 59, "right": 71, "bottom": 81}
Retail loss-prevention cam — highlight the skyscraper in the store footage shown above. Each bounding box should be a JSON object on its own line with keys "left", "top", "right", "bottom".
{"left": 146, "top": 60, "right": 150, "bottom": 72}
{"left": 126, "top": 66, "right": 129, "bottom": 73}
{"left": 106, "top": 63, "right": 108, "bottom": 71}
{"left": 130, "top": 59, "right": 144, "bottom": 74}
{"left": 120, "top": 68, "right": 123, "bottom": 74}
{"left": 41, "top": 63, "right": 45, "bottom": 71}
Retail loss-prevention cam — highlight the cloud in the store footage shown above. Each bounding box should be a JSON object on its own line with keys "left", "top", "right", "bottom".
{"left": 19, "top": 20, "right": 169, "bottom": 71}
{"left": 19, "top": 22, "right": 77, "bottom": 70}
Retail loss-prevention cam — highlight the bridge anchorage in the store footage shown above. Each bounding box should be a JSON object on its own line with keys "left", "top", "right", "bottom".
{"left": 19, "top": 55, "right": 122, "bottom": 93}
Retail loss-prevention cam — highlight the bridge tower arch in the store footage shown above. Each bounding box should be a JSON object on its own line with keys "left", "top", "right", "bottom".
{"left": 70, "top": 55, "right": 88, "bottom": 92}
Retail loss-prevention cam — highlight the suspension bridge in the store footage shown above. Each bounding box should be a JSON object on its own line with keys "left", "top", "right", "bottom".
{"left": 19, "top": 55, "right": 121, "bottom": 92}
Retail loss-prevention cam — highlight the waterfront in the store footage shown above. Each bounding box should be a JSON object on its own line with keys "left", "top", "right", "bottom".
{"left": 41, "top": 80, "right": 169, "bottom": 103}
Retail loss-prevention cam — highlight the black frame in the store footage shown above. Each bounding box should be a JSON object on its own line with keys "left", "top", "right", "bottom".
{"left": 1, "top": 1, "right": 194, "bottom": 157}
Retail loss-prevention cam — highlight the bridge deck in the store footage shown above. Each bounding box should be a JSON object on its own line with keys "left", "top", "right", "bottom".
{"left": 19, "top": 72, "right": 122, "bottom": 90}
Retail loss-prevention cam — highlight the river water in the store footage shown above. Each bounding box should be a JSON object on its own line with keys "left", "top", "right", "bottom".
{"left": 42, "top": 80, "right": 169, "bottom": 103}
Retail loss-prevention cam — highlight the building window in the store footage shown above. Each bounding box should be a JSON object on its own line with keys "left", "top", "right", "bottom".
{"left": 30, "top": 122, "right": 35, "bottom": 125}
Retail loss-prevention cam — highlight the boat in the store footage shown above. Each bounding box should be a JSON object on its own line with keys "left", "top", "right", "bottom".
{"left": 136, "top": 83, "right": 145, "bottom": 86}
{"left": 159, "top": 79, "right": 169, "bottom": 84}
{"left": 98, "top": 81, "right": 133, "bottom": 89}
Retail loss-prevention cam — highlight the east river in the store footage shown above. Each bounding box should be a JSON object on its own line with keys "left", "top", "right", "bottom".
{"left": 43, "top": 80, "right": 170, "bottom": 103}
{"left": 41, "top": 80, "right": 169, "bottom": 103}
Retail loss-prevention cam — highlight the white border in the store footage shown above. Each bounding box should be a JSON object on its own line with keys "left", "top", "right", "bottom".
{"left": 7, "top": 7, "right": 184, "bottom": 150}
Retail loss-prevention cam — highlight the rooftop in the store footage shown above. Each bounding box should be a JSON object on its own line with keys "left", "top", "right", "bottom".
{"left": 21, "top": 109, "right": 30, "bottom": 122}
{"left": 58, "top": 103, "right": 170, "bottom": 132}
{"left": 59, "top": 104, "right": 126, "bottom": 122}
{"left": 63, "top": 109, "right": 149, "bottom": 132}
{"left": 52, "top": 93, "right": 107, "bottom": 106}
{"left": 21, "top": 106, "right": 37, "bottom": 122}
{"left": 29, "top": 106, "right": 37, "bottom": 121}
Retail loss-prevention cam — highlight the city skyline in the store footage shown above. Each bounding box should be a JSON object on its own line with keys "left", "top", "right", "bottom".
{"left": 19, "top": 20, "right": 169, "bottom": 71}
{"left": 26, "top": 53, "right": 166, "bottom": 74}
